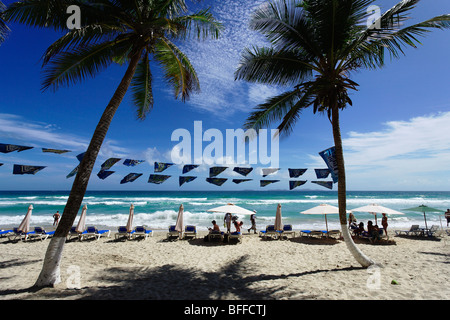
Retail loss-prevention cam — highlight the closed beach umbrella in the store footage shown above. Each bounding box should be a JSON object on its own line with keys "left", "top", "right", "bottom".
{"left": 175, "top": 204, "right": 184, "bottom": 234}
{"left": 18, "top": 204, "right": 33, "bottom": 233}
{"left": 207, "top": 203, "right": 254, "bottom": 216}
{"left": 126, "top": 204, "right": 134, "bottom": 232}
{"left": 352, "top": 204, "right": 404, "bottom": 224}
{"left": 274, "top": 203, "right": 283, "bottom": 231}
{"left": 300, "top": 204, "right": 341, "bottom": 232}
{"left": 75, "top": 205, "right": 87, "bottom": 233}
{"left": 403, "top": 205, "right": 443, "bottom": 230}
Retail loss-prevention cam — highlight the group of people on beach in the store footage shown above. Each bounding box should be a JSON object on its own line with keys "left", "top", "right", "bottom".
{"left": 208, "top": 212, "right": 257, "bottom": 235}
{"left": 348, "top": 212, "right": 387, "bottom": 242}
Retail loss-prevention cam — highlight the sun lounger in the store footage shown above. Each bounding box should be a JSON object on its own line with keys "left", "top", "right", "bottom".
{"left": 80, "top": 226, "right": 111, "bottom": 241}
{"left": 280, "top": 224, "right": 295, "bottom": 239}
{"left": 67, "top": 226, "right": 86, "bottom": 240}
{"left": 395, "top": 225, "right": 420, "bottom": 236}
{"left": 300, "top": 230, "right": 325, "bottom": 238}
{"left": 228, "top": 231, "right": 242, "bottom": 243}
{"left": 115, "top": 226, "right": 135, "bottom": 240}
{"left": 259, "top": 225, "right": 281, "bottom": 239}
{"left": 323, "top": 229, "right": 341, "bottom": 239}
{"left": 0, "top": 229, "right": 13, "bottom": 237}
{"left": 132, "top": 226, "right": 152, "bottom": 239}
{"left": 30, "top": 227, "right": 55, "bottom": 241}
{"left": 167, "top": 225, "right": 182, "bottom": 240}
{"left": 424, "top": 225, "right": 439, "bottom": 237}
{"left": 8, "top": 227, "right": 36, "bottom": 241}
{"left": 208, "top": 230, "right": 224, "bottom": 242}
{"left": 184, "top": 225, "right": 197, "bottom": 239}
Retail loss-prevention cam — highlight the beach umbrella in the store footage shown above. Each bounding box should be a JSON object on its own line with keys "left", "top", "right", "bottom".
{"left": 18, "top": 204, "right": 33, "bottom": 233}
{"left": 274, "top": 203, "right": 283, "bottom": 231}
{"left": 126, "top": 204, "right": 134, "bottom": 232}
{"left": 403, "top": 205, "right": 444, "bottom": 230}
{"left": 351, "top": 204, "right": 404, "bottom": 224}
{"left": 300, "top": 204, "right": 342, "bottom": 232}
{"left": 75, "top": 205, "right": 87, "bottom": 233}
{"left": 175, "top": 204, "right": 184, "bottom": 235}
{"left": 207, "top": 203, "right": 254, "bottom": 216}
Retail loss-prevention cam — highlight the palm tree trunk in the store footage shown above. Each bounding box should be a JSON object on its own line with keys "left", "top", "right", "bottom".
{"left": 34, "top": 50, "right": 143, "bottom": 288}
{"left": 331, "top": 104, "right": 375, "bottom": 268}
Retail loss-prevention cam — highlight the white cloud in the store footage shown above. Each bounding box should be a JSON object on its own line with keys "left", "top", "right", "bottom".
{"left": 179, "top": 0, "right": 280, "bottom": 117}
{"left": 305, "top": 112, "right": 450, "bottom": 189}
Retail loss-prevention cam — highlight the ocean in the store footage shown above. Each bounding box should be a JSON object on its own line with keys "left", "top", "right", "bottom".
{"left": 1, "top": 190, "right": 449, "bottom": 231}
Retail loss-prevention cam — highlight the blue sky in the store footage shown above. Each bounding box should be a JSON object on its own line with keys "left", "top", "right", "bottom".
{"left": 0, "top": 0, "right": 449, "bottom": 191}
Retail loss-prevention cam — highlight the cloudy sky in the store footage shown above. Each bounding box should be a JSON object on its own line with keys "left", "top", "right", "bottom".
{"left": 0, "top": 0, "right": 449, "bottom": 191}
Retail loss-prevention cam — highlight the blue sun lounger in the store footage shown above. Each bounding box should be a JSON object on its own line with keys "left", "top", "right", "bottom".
{"left": 280, "top": 224, "right": 296, "bottom": 239}
{"left": 184, "top": 225, "right": 197, "bottom": 239}
{"left": 0, "top": 229, "right": 13, "bottom": 237}
{"left": 228, "top": 231, "right": 242, "bottom": 243}
{"left": 8, "top": 227, "right": 36, "bottom": 241}
{"left": 80, "top": 226, "right": 111, "bottom": 241}
{"left": 31, "top": 227, "right": 55, "bottom": 240}
{"left": 300, "top": 230, "right": 326, "bottom": 238}
{"left": 132, "top": 226, "right": 152, "bottom": 239}
{"left": 115, "top": 226, "right": 135, "bottom": 240}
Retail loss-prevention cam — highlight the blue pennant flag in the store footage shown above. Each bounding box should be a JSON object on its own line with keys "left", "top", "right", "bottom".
{"left": 179, "top": 176, "right": 197, "bottom": 186}
{"left": 101, "top": 158, "right": 121, "bottom": 171}
{"left": 289, "top": 180, "right": 307, "bottom": 190}
{"left": 148, "top": 174, "right": 171, "bottom": 184}
{"left": 260, "top": 180, "right": 280, "bottom": 187}
{"left": 206, "top": 177, "right": 227, "bottom": 186}
{"left": 232, "top": 179, "right": 252, "bottom": 184}
{"left": 182, "top": 164, "right": 199, "bottom": 174}
{"left": 209, "top": 166, "right": 227, "bottom": 177}
{"left": 120, "top": 173, "right": 143, "bottom": 184}
{"left": 97, "top": 170, "right": 115, "bottom": 180}
{"left": 314, "top": 168, "right": 331, "bottom": 179}
{"left": 319, "top": 147, "right": 338, "bottom": 183}
{"left": 288, "top": 168, "right": 307, "bottom": 178}
{"left": 311, "top": 181, "right": 333, "bottom": 190}
{"left": 155, "top": 162, "right": 174, "bottom": 173}
{"left": 233, "top": 167, "right": 253, "bottom": 176}
{"left": 13, "top": 164, "right": 46, "bottom": 175}
{"left": 0, "top": 143, "right": 33, "bottom": 153}
{"left": 123, "top": 159, "right": 145, "bottom": 167}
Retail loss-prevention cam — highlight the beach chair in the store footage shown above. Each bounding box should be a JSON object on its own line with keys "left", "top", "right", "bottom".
{"left": 300, "top": 230, "right": 325, "bottom": 238}
{"left": 115, "top": 226, "right": 135, "bottom": 240}
{"left": 80, "top": 226, "right": 111, "bottom": 241}
{"left": 67, "top": 226, "right": 85, "bottom": 241}
{"left": 8, "top": 227, "right": 36, "bottom": 241}
{"left": 228, "top": 231, "right": 242, "bottom": 243}
{"left": 0, "top": 229, "right": 13, "bottom": 237}
{"left": 424, "top": 225, "right": 439, "bottom": 237}
{"left": 324, "top": 229, "right": 341, "bottom": 239}
{"left": 259, "top": 225, "right": 281, "bottom": 239}
{"left": 184, "top": 225, "right": 197, "bottom": 239}
{"left": 30, "top": 227, "right": 55, "bottom": 241}
{"left": 207, "top": 230, "right": 224, "bottom": 242}
{"left": 280, "top": 224, "right": 295, "bottom": 239}
{"left": 167, "top": 225, "right": 182, "bottom": 240}
{"left": 395, "top": 225, "right": 420, "bottom": 236}
{"left": 132, "top": 226, "right": 152, "bottom": 239}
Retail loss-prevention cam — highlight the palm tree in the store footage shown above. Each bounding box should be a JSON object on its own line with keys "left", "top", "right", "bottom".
{"left": 0, "top": 1, "right": 10, "bottom": 44}
{"left": 4, "top": 0, "right": 221, "bottom": 287}
{"left": 235, "top": 0, "right": 450, "bottom": 267}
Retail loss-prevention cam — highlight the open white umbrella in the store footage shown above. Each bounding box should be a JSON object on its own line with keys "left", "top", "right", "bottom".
{"left": 75, "top": 205, "right": 87, "bottom": 233}
{"left": 18, "top": 204, "right": 33, "bottom": 233}
{"left": 352, "top": 204, "right": 404, "bottom": 224}
{"left": 175, "top": 204, "right": 184, "bottom": 235}
{"left": 126, "top": 204, "right": 134, "bottom": 232}
{"left": 274, "top": 203, "right": 283, "bottom": 231}
{"left": 300, "top": 204, "right": 343, "bottom": 232}
{"left": 207, "top": 203, "right": 254, "bottom": 216}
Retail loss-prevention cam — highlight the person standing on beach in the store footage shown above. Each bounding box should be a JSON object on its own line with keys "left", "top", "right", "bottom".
{"left": 224, "top": 213, "right": 232, "bottom": 233}
{"left": 381, "top": 213, "right": 388, "bottom": 238}
{"left": 248, "top": 212, "right": 257, "bottom": 234}
{"left": 53, "top": 211, "right": 60, "bottom": 226}
{"left": 445, "top": 209, "right": 450, "bottom": 227}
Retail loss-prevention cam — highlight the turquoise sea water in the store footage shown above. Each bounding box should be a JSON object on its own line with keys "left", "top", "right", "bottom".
{"left": 1, "top": 190, "right": 449, "bottom": 231}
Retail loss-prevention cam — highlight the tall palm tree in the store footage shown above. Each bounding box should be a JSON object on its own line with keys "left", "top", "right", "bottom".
{"left": 4, "top": 0, "right": 221, "bottom": 287}
{"left": 235, "top": 0, "right": 449, "bottom": 267}
{"left": 0, "top": 1, "right": 10, "bottom": 44}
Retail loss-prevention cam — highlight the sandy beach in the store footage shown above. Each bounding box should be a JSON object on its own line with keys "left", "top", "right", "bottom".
{"left": 0, "top": 228, "right": 449, "bottom": 301}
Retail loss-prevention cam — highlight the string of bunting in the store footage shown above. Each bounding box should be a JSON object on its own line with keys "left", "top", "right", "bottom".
{"left": 0, "top": 142, "right": 338, "bottom": 190}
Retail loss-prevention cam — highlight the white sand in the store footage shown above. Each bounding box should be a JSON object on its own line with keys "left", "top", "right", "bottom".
{"left": 0, "top": 229, "right": 449, "bottom": 300}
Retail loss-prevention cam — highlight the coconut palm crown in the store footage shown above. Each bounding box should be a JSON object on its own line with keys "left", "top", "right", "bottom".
{"left": 235, "top": 0, "right": 450, "bottom": 267}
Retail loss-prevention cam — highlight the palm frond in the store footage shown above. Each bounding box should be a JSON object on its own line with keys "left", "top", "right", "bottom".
{"left": 154, "top": 37, "right": 200, "bottom": 101}
{"left": 131, "top": 52, "right": 153, "bottom": 120}
{"left": 235, "top": 46, "right": 316, "bottom": 86}
{"left": 0, "top": 0, "right": 10, "bottom": 44}
{"left": 171, "top": 8, "right": 222, "bottom": 40}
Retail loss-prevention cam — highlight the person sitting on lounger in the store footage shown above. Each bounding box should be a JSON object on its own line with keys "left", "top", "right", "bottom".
{"left": 367, "top": 221, "right": 381, "bottom": 242}
{"left": 209, "top": 220, "right": 221, "bottom": 233}
{"left": 354, "top": 222, "right": 365, "bottom": 236}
